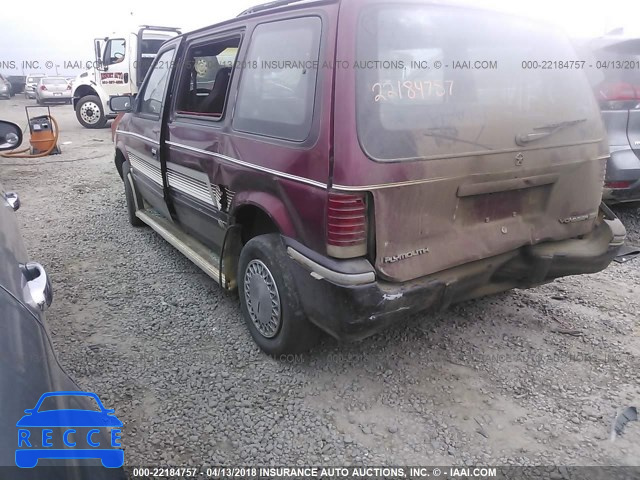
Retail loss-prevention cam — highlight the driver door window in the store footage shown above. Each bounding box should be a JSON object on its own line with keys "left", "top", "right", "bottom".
{"left": 138, "top": 49, "right": 175, "bottom": 117}
{"left": 104, "top": 39, "right": 126, "bottom": 66}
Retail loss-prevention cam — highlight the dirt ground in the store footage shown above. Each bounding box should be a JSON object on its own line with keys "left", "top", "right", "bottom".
{"left": 1, "top": 96, "right": 639, "bottom": 468}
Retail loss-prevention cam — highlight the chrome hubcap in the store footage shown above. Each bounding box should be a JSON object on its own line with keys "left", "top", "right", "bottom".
{"left": 244, "top": 259, "right": 281, "bottom": 339}
{"left": 80, "top": 102, "right": 101, "bottom": 124}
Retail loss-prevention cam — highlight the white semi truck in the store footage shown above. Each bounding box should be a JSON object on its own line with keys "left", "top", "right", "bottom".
{"left": 72, "top": 25, "right": 181, "bottom": 128}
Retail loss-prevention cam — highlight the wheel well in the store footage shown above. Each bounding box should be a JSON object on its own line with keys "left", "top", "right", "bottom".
{"left": 74, "top": 85, "right": 97, "bottom": 98}
{"left": 234, "top": 205, "right": 280, "bottom": 245}
{"left": 115, "top": 149, "right": 126, "bottom": 180}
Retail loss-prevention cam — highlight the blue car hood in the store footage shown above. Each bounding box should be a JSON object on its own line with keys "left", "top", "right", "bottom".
{"left": 16, "top": 410, "right": 123, "bottom": 427}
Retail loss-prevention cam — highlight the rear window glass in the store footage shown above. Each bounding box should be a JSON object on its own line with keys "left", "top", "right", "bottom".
{"left": 233, "top": 17, "right": 322, "bottom": 142}
{"left": 43, "top": 78, "right": 68, "bottom": 85}
{"left": 175, "top": 41, "right": 240, "bottom": 118}
{"left": 356, "top": 5, "right": 599, "bottom": 161}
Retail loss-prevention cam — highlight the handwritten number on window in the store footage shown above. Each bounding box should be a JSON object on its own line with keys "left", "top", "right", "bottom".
{"left": 372, "top": 80, "right": 454, "bottom": 102}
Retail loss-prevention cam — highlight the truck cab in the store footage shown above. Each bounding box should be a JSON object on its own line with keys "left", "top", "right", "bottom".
{"left": 72, "top": 26, "right": 180, "bottom": 129}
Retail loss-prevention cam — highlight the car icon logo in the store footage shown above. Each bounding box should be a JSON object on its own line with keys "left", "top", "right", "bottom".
{"left": 15, "top": 391, "right": 123, "bottom": 468}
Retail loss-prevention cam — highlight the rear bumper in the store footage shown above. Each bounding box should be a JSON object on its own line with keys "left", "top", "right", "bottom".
{"left": 286, "top": 208, "right": 625, "bottom": 341}
{"left": 39, "top": 93, "right": 71, "bottom": 102}
{"left": 603, "top": 147, "right": 640, "bottom": 203}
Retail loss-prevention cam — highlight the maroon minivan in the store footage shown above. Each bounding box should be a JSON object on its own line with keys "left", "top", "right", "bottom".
{"left": 111, "top": 0, "right": 626, "bottom": 354}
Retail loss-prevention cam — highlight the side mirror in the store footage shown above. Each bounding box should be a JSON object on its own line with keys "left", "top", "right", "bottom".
{"left": 109, "top": 95, "right": 134, "bottom": 113}
{"left": 94, "top": 38, "right": 104, "bottom": 70}
{"left": 0, "top": 121, "right": 23, "bottom": 151}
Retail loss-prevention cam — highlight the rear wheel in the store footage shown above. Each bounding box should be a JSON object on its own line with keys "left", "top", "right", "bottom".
{"left": 238, "top": 234, "right": 319, "bottom": 355}
{"left": 123, "top": 161, "right": 144, "bottom": 227}
{"left": 76, "top": 95, "right": 107, "bottom": 129}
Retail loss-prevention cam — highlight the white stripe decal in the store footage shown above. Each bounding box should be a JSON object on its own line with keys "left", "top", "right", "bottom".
{"left": 165, "top": 141, "right": 327, "bottom": 189}
{"left": 116, "top": 130, "right": 160, "bottom": 145}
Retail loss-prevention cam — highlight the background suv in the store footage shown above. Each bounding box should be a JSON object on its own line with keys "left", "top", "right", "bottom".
{"left": 24, "top": 74, "right": 45, "bottom": 99}
{"left": 585, "top": 31, "right": 640, "bottom": 204}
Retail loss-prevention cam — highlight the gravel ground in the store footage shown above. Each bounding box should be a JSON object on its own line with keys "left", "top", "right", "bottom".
{"left": 1, "top": 97, "right": 639, "bottom": 467}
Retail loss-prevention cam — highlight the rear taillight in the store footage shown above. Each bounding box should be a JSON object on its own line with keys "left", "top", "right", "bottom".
{"left": 605, "top": 180, "right": 632, "bottom": 189}
{"left": 40, "top": 85, "right": 46, "bottom": 91}
{"left": 327, "top": 193, "right": 368, "bottom": 258}
{"left": 597, "top": 82, "right": 640, "bottom": 110}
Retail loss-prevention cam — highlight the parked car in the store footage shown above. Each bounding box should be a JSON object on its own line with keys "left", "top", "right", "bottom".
{"left": 585, "top": 32, "right": 640, "bottom": 204}
{"left": 0, "top": 73, "right": 12, "bottom": 99}
{"left": 24, "top": 74, "right": 45, "bottom": 99}
{"left": 0, "top": 121, "right": 125, "bottom": 477}
{"left": 35, "top": 77, "right": 72, "bottom": 105}
{"left": 7, "top": 75, "right": 26, "bottom": 95}
{"left": 111, "top": 0, "right": 626, "bottom": 355}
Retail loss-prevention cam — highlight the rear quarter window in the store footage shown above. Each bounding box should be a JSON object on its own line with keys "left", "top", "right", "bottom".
{"left": 232, "top": 16, "right": 322, "bottom": 142}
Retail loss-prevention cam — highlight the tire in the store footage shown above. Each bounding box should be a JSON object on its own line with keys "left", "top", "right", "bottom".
{"left": 76, "top": 94, "right": 107, "bottom": 129}
{"left": 238, "top": 234, "right": 319, "bottom": 355}
{"left": 122, "top": 161, "right": 144, "bottom": 227}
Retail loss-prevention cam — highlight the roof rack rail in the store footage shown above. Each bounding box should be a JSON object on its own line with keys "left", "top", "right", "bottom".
{"left": 237, "top": 0, "right": 311, "bottom": 17}
{"left": 138, "top": 25, "right": 182, "bottom": 33}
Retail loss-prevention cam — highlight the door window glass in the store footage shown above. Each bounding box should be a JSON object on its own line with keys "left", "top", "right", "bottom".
{"left": 105, "top": 39, "right": 126, "bottom": 66}
{"left": 138, "top": 49, "right": 175, "bottom": 117}
{"left": 175, "top": 37, "right": 240, "bottom": 118}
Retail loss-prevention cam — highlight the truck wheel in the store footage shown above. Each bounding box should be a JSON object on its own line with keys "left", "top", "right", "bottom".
{"left": 238, "top": 234, "right": 319, "bottom": 356}
{"left": 76, "top": 95, "right": 107, "bottom": 129}
{"left": 122, "top": 161, "right": 144, "bottom": 227}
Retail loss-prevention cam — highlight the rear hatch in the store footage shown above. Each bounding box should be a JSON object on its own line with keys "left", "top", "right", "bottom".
{"left": 336, "top": 2, "right": 608, "bottom": 282}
